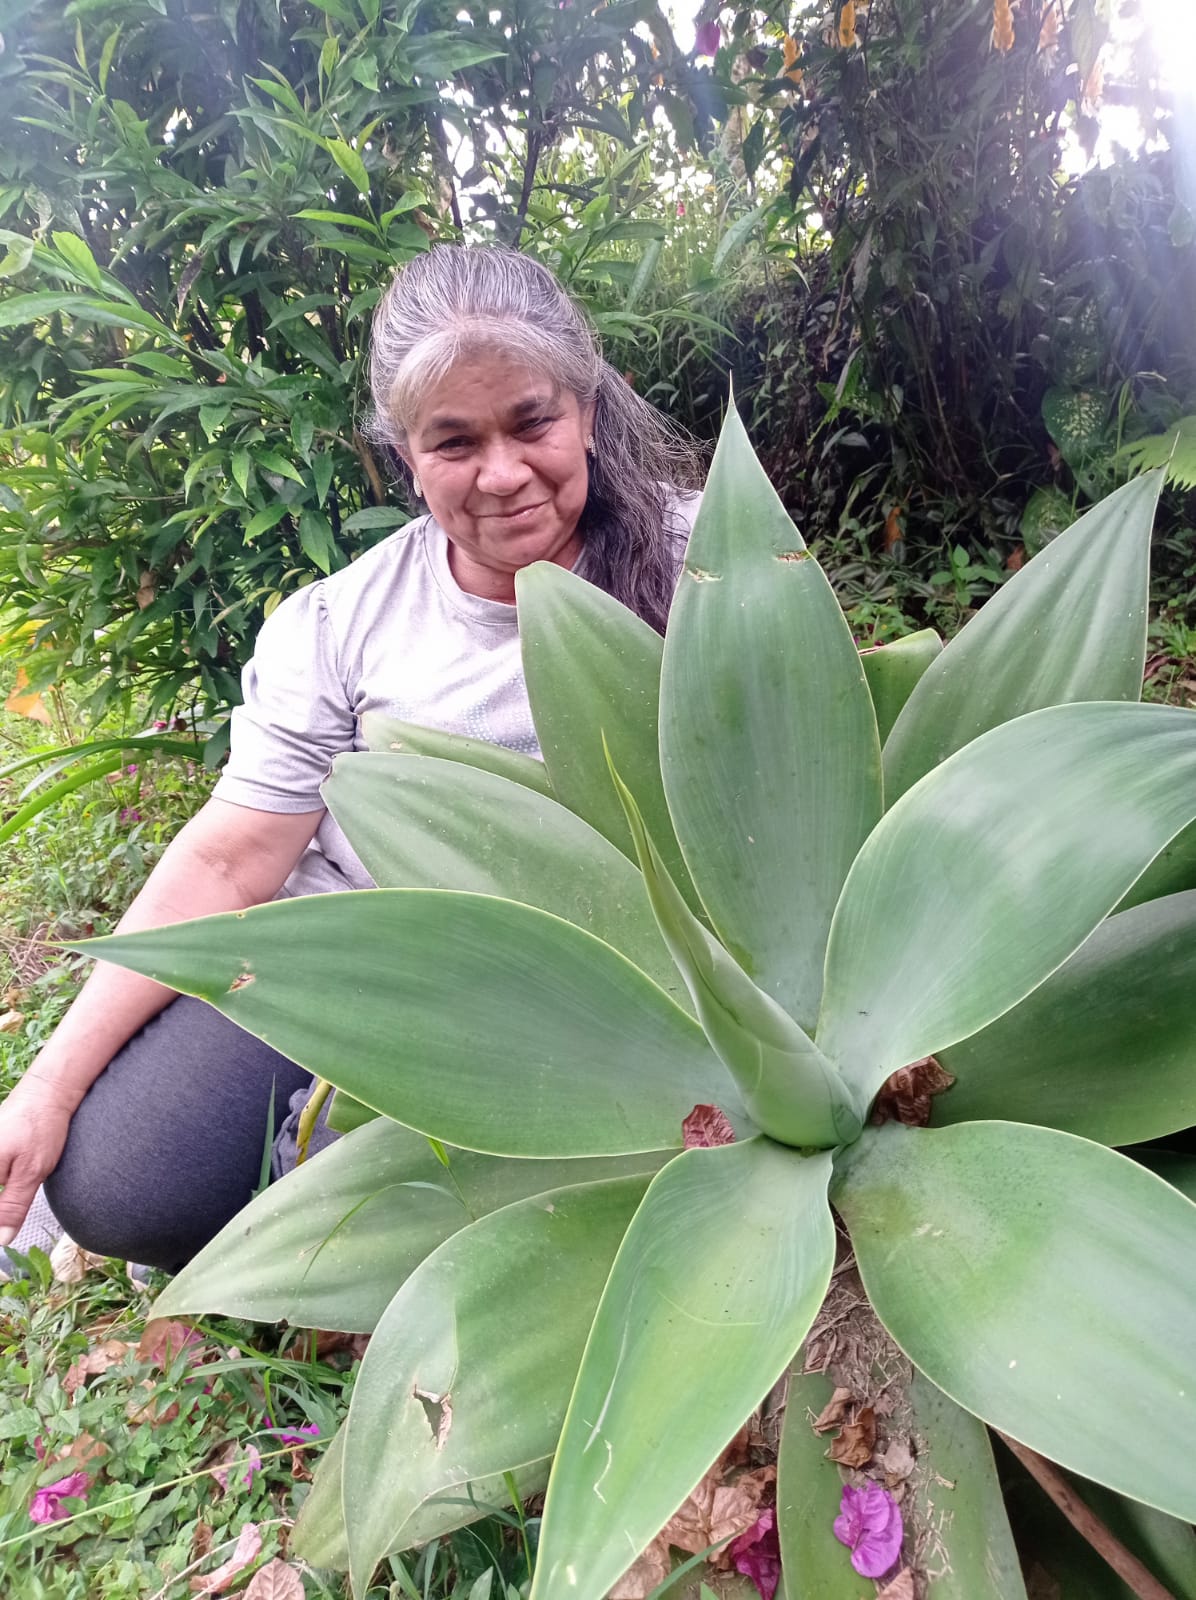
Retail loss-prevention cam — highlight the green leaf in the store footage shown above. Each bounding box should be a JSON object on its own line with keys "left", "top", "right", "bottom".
{"left": 778, "top": 1367, "right": 1026, "bottom": 1600}
{"left": 834, "top": 1121, "right": 1196, "bottom": 1522}
{"left": 359, "top": 711, "right": 553, "bottom": 796}
{"left": 1141, "top": 1151, "right": 1196, "bottom": 1205}
{"left": 818, "top": 703, "right": 1196, "bottom": 1102}
{"left": 1118, "top": 817, "right": 1196, "bottom": 910}
{"left": 339, "top": 505, "right": 405, "bottom": 531}
{"left": 711, "top": 204, "right": 766, "bottom": 273}
{"left": 152, "top": 1118, "right": 663, "bottom": 1332}
{"left": 244, "top": 504, "right": 289, "bottom": 541}
{"left": 298, "top": 509, "right": 338, "bottom": 574}
{"left": 51, "top": 231, "right": 104, "bottom": 292}
{"left": 254, "top": 447, "right": 305, "bottom": 484}
{"left": 344, "top": 1176, "right": 648, "bottom": 1591}
{"left": 230, "top": 447, "right": 251, "bottom": 497}
{"left": 610, "top": 760, "right": 860, "bottom": 1147}
{"left": 322, "top": 753, "right": 685, "bottom": 1004}
{"left": 293, "top": 1415, "right": 547, "bottom": 1571}
{"left": 1118, "top": 416, "right": 1196, "bottom": 492}
{"left": 937, "top": 890, "right": 1196, "bottom": 1144}
{"left": 883, "top": 470, "right": 1161, "bottom": 802}
{"left": 325, "top": 138, "right": 370, "bottom": 197}
{"left": 860, "top": 628, "right": 942, "bottom": 747}
{"left": 78, "top": 892, "right": 739, "bottom": 1158}
{"left": 516, "top": 562, "right": 702, "bottom": 913}
{"left": 659, "top": 401, "right": 881, "bottom": 1030}
{"left": 531, "top": 1139, "right": 835, "bottom": 1600}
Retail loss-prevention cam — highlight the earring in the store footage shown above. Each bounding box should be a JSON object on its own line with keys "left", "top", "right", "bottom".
{"left": 412, "top": 476, "right": 422, "bottom": 496}
{"left": 585, "top": 436, "right": 595, "bottom": 455}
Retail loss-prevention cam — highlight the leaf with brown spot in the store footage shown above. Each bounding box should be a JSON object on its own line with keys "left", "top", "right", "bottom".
{"left": 243, "top": 1559, "right": 305, "bottom": 1600}
{"left": 827, "top": 1406, "right": 876, "bottom": 1468}
{"left": 811, "top": 1385, "right": 854, "bottom": 1434}
{"left": 871, "top": 1057, "right": 955, "bottom": 1128}
{"left": 682, "top": 1104, "right": 737, "bottom": 1149}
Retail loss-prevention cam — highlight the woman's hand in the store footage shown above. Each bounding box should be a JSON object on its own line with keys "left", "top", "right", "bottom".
{"left": 0, "top": 1073, "right": 78, "bottom": 1245}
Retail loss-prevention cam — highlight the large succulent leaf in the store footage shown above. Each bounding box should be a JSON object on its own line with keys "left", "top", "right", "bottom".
{"left": 817, "top": 702, "right": 1196, "bottom": 1102}
{"left": 1141, "top": 1151, "right": 1196, "bottom": 1205}
{"left": 151, "top": 1119, "right": 665, "bottom": 1332}
{"left": 81, "top": 892, "right": 739, "bottom": 1158}
{"left": 611, "top": 761, "right": 860, "bottom": 1147}
{"left": 937, "top": 890, "right": 1196, "bottom": 1144}
{"left": 293, "top": 1416, "right": 548, "bottom": 1572}
{"left": 530, "top": 1139, "right": 835, "bottom": 1600}
{"left": 323, "top": 751, "right": 686, "bottom": 1004}
{"left": 1117, "top": 816, "right": 1196, "bottom": 911}
{"left": 883, "top": 470, "right": 1161, "bottom": 802}
{"left": 658, "top": 402, "right": 882, "bottom": 1030}
{"left": 834, "top": 1121, "right": 1196, "bottom": 1521}
{"left": 860, "top": 628, "right": 943, "bottom": 747}
{"left": 343, "top": 1175, "right": 649, "bottom": 1595}
{"left": 359, "top": 710, "right": 553, "bottom": 797}
{"left": 515, "top": 561, "right": 701, "bottom": 911}
{"left": 778, "top": 1367, "right": 1025, "bottom": 1599}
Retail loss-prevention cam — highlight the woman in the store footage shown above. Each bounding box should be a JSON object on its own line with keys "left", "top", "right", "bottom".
{"left": 0, "top": 245, "right": 703, "bottom": 1271}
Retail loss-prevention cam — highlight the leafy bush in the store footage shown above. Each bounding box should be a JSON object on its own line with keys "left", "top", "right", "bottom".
{"left": 84, "top": 408, "right": 1196, "bottom": 1596}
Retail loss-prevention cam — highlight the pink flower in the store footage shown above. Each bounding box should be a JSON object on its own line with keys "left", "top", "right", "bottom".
{"left": 728, "top": 1508, "right": 781, "bottom": 1600}
{"left": 676, "top": 201, "right": 687, "bottom": 217}
{"left": 126, "top": 763, "right": 138, "bottom": 774}
{"left": 29, "top": 1471, "right": 90, "bottom": 1524}
{"left": 833, "top": 1483, "right": 903, "bottom": 1578}
{"left": 694, "top": 19, "right": 720, "bottom": 56}
{"left": 119, "top": 808, "right": 142, "bottom": 824}
{"left": 152, "top": 719, "right": 168, "bottom": 730}
{"left": 260, "top": 1415, "right": 320, "bottom": 1446}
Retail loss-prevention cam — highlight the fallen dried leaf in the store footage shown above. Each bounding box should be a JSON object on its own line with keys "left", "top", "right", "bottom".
{"left": 871, "top": 1057, "right": 955, "bottom": 1128}
{"left": 189, "top": 1522, "right": 261, "bottom": 1595}
{"left": 137, "top": 1318, "right": 203, "bottom": 1369}
{"left": 63, "top": 1340, "right": 133, "bottom": 1395}
{"left": 880, "top": 1437, "right": 916, "bottom": 1486}
{"left": 190, "top": 1524, "right": 214, "bottom": 1565}
{"left": 877, "top": 1570, "right": 916, "bottom": 1600}
{"left": 0, "top": 1009, "right": 25, "bottom": 1035}
{"left": 125, "top": 1380, "right": 180, "bottom": 1427}
{"left": 243, "top": 1559, "right": 305, "bottom": 1600}
{"left": 682, "top": 1104, "right": 738, "bottom": 1149}
{"left": 828, "top": 1407, "right": 876, "bottom": 1469}
{"left": 50, "top": 1236, "right": 107, "bottom": 1284}
{"left": 811, "top": 1386, "right": 854, "bottom": 1434}
{"left": 610, "top": 1453, "right": 776, "bottom": 1597}
{"left": 55, "top": 1433, "right": 109, "bottom": 1470}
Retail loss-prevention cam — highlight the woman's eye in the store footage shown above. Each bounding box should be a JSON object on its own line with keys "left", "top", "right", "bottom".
{"left": 436, "top": 437, "right": 470, "bottom": 453}
{"left": 520, "top": 415, "right": 554, "bottom": 435}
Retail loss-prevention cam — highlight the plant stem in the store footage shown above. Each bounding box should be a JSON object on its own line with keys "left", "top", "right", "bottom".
{"left": 996, "top": 1432, "right": 1179, "bottom": 1600}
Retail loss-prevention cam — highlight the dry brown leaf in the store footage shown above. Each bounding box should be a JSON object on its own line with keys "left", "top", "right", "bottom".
{"left": 880, "top": 1437, "right": 916, "bottom": 1486}
{"left": 50, "top": 1235, "right": 107, "bottom": 1284}
{"left": 190, "top": 1524, "right": 214, "bottom": 1565}
{"left": 608, "top": 1454, "right": 776, "bottom": 1596}
{"left": 0, "top": 1009, "right": 24, "bottom": 1035}
{"left": 243, "top": 1559, "right": 305, "bottom": 1600}
{"left": 871, "top": 1058, "right": 955, "bottom": 1128}
{"left": 5, "top": 666, "right": 51, "bottom": 724}
{"left": 189, "top": 1523, "right": 261, "bottom": 1595}
{"left": 137, "top": 1318, "right": 202, "bottom": 1369}
{"left": 63, "top": 1339, "right": 133, "bottom": 1394}
{"left": 811, "top": 1385, "right": 854, "bottom": 1434}
{"left": 125, "top": 1379, "right": 180, "bottom": 1427}
{"left": 827, "top": 1406, "right": 876, "bottom": 1469}
{"left": 877, "top": 1570, "right": 916, "bottom": 1600}
{"left": 56, "top": 1432, "right": 109, "bottom": 1470}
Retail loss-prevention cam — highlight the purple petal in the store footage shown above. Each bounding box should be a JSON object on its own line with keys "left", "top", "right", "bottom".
{"left": 694, "top": 19, "right": 720, "bottom": 56}
{"left": 833, "top": 1483, "right": 904, "bottom": 1579}
{"left": 729, "top": 1509, "right": 781, "bottom": 1600}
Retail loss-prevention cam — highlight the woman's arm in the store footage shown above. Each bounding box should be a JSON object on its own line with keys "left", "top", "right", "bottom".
{"left": 0, "top": 797, "right": 324, "bottom": 1245}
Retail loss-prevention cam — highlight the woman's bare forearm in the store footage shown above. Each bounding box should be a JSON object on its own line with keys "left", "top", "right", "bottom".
{"left": 18, "top": 798, "right": 325, "bottom": 1109}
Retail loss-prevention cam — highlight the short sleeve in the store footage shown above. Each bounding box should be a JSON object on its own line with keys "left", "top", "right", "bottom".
{"left": 212, "top": 581, "right": 356, "bottom": 813}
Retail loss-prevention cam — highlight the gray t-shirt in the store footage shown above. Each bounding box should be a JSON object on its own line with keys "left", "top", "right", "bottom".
{"left": 213, "top": 501, "right": 700, "bottom": 897}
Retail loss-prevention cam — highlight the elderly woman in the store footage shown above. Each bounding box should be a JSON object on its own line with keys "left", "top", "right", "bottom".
{"left": 0, "top": 245, "right": 703, "bottom": 1271}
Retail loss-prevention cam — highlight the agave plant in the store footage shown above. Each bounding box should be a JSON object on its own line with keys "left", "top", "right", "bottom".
{"left": 86, "top": 406, "right": 1196, "bottom": 1598}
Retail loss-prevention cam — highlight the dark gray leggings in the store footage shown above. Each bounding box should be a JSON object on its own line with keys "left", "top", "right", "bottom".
{"left": 44, "top": 995, "right": 334, "bottom": 1271}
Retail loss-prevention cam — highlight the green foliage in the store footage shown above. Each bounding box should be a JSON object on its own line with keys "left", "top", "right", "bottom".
{"left": 0, "top": 0, "right": 697, "bottom": 722}
{"left": 87, "top": 405, "right": 1196, "bottom": 1596}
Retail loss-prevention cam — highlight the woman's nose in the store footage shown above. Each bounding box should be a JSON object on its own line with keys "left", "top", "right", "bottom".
{"left": 474, "top": 440, "right": 532, "bottom": 494}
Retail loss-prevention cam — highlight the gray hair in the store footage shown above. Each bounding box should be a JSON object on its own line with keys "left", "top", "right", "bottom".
{"left": 366, "top": 244, "right": 704, "bottom": 633}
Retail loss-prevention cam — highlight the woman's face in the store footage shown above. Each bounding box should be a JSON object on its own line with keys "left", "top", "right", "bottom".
{"left": 401, "top": 350, "right": 595, "bottom": 602}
